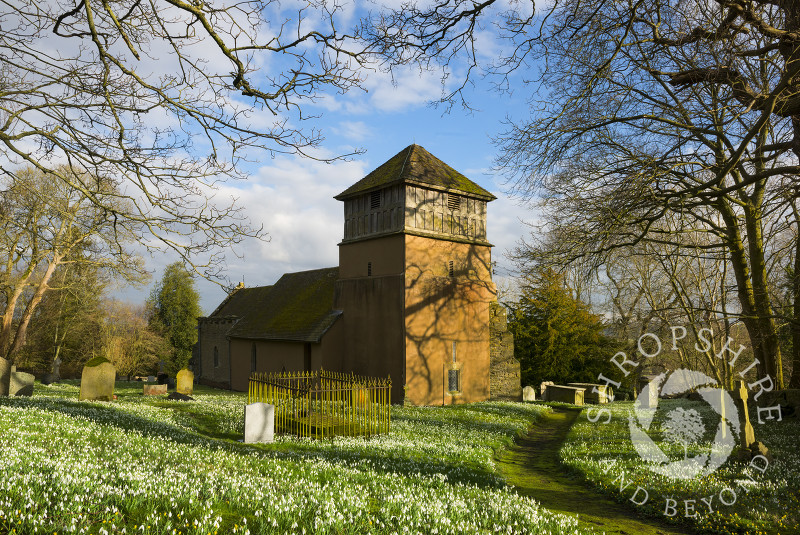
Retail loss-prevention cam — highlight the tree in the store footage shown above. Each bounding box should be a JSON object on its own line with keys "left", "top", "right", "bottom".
{"left": 103, "top": 301, "right": 169, "bottom": 378}
{"left": 0, "top": 166, "right": 145, "bottom": 365}
{"left": 363, "top": 0, "right": 800, "bottom": 388}
{"left": 507, "top": 268, "right": 620, "bottom": 387}
{"left": 149, "top": 262, "right": 201, "bottom": 373}
{"left": 2, "top": 0, "right": 368, "bottom": 275}
{"left": 15, "top": 260, "right": 107, "bottom": 376}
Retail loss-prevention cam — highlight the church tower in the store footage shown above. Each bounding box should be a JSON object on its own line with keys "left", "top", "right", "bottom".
{"left": 333, "top": 145, "right": 497, "bottom": 405}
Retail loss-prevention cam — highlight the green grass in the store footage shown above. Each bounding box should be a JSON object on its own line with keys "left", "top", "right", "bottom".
{"left": 560, "top": 398, "right": 800, "bottom": 535}
{"left": 0, "top": 380, "right": 591, "bottom": 534}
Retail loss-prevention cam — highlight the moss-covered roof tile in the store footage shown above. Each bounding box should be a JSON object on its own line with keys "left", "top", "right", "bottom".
{"left": 335, "top": 144, "right": 495, "bottom": 201}
{"left": 224, "top": 267, "right": 340, "bottom": 343}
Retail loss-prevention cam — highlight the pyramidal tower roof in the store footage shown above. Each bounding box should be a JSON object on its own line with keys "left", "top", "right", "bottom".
{"left": 335, "top": 144, "right": 496, "bottom": 201}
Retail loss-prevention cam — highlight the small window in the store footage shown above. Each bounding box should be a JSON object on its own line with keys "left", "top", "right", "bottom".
{"left": 370, "top": 190, "right": 381, "bottom": 210}
{"left": 213, "top": 346, "right": 219, "bottom": 368}
{"left": 367, "top": 262, "right": 372, "bottom": 276}
{"left": 448, "top": 260, "right": 454, "bottom": 278}
{"left": 447, "top": 194, "right": 461, "bottom": 211}
{"left": 448, "top": 369, "right": 461, "bottom": 393}
{"left": 251, "top": 343, "right": 257, "bottom": 372}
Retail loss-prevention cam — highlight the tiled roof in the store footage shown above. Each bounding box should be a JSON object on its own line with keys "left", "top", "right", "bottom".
{"left": 224, "top": 267, "right": 341, "bottom": 343}
{"left": 335, "top": 144, "right": 495, "bottom": 201}
{"left": 208, "top": 285, "right": 273, "bottom": 318}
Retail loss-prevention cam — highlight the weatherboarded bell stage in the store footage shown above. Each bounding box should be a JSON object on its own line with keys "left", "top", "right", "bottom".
{"left": 195, "top": 145, "right": 521, "bottom": 405}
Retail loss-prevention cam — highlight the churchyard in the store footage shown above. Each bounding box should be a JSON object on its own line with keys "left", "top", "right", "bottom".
{"left": 0, "top": 381, "right": 581, "bottom": 534}
{"left": 0, "top": 379, "right": 797, "bottom": 534}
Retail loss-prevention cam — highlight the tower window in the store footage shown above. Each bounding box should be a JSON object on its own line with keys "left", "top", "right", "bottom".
{"left": 213, "top": 346, "right": 219, "bottom": 368}
{"left": 370, "top": 190, "right": 381, "bottom": 210}
{"left": 448, "top": 369, "right": 461, "bottom": 393}
{"left": 448, "top": 260, "right": 454, "bottom": 278}
{"left": 367, "top": 262, "right": 372, "bottom": 276}
{"left": 251, "top": 343, "right": 257, "bottom": 373}
{"left": 447, "top": 194, "right": 461, "bottom": 211}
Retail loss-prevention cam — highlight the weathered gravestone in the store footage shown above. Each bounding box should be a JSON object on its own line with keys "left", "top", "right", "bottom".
{"left": 540, "top": 381, "right": 555, "bottom": 401}
{"left": 176, "top": 369, "right": 194, "bottom": 396}
{"left": 9, "top": 367, "right": 34, "bottom": 396}
{"left": 157, "top": 373, "right": 169, "bottom": 385}
{"left": 636, "top": 375, "right": 659, "bottom": 409}
{"left": 143, "top": 384, "right": 167, "bottom": 396}
{"left": 547, "top": 385, "right": 585, "bottom": 405}
{"left": 79, "top": 357, "right": 116, "bottom": 401}
{"left": 568, "top": 383, "right": 612, "bottom": 404}
{"left": 522, "top": 385, "right": 536, "bottom": 402}
{"left": 0, "top": 356, "right": 11, "bottom": 397}
{"left": 244, "top": 402, "right": 275, "bottom": 444}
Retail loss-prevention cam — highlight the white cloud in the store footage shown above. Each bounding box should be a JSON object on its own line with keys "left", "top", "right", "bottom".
{"left": 331, "top": 121, "right": 373, "bottom": 142}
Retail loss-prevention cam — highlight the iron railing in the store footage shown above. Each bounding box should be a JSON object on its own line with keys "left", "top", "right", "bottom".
{"left": 248, "top": 369, "right": 391, "bottom": 439}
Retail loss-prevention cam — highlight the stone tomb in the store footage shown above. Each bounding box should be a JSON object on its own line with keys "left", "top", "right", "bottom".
{"left": 540, "top": 381, "right": 555, "bottom": 400}
{"left": 143, "top": 384, "right": 167, "bottom": 396}
{"left": 568, "top": 383, "right": 612, "bottom": 404}
{"left": 244, "top": 402, "right": 275, "bottom": 444}
{"left": 547, "top": 385, "right": 585, "bottom": 405}
{"left": 79, "top": 357, "right": 116, "bottom": 401}
{"left": 522, "top": 385, "right": 536, "bottom": 402}
{"left": 176, "top": 369, "right": 194, "bottom": 396}
{"left": 0, "top": 356, "right": 11, "bottom": 397}
{"left": 9, "top": 366, "right": 34, "bottom": 396}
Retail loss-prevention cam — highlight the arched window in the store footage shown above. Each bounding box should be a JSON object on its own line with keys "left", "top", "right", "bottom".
{"left": 251, "top": 343, "right": 257, "bottom": 373}
{"left": 213, "top": 346, "right": 219, "bottom": 368}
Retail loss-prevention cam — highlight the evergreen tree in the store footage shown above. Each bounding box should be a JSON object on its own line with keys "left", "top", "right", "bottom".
{"left": 508, "top": 269, "right": 620, "bottom": 387}
{"left": 149, "top": 263, "right": 201, "bottom": 374}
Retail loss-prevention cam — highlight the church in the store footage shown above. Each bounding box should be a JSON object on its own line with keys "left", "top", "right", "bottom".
{"left": 194, "top": 145, "right": 521, "bottom": 405}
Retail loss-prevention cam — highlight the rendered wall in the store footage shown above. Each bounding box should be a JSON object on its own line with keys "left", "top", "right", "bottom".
{"left": 333, "top": 274, "right": 406, "bottom": 403}
{"left": 230, "top": 339, "right": 321, "bottom": 392}
{"left": 404, "top": 235, "right": 495, "bottom": 405}
{"left": 196, "top": 318, "right": 236, "bottom": 388}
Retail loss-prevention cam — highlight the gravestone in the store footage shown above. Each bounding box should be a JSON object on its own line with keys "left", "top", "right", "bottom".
{"left": 636, "top": 376, "right": 659, "bottom": 409}
{"left": 540, "top": 381, "right": 555, "bottom": 401}
{"left": 147, "top": 375, "right": 155, "bottom": 383}
{"left": 176, "top": 369, "right": 194, "bottom": 396}
{"left": 547, "top": 385, "right": 585, "bottom": 405}
{"left": 244, "top": 402, "right": 275, "bottom": 444}
{"left": 522, "top": 385, "right": 536, "bottom": 402}
{"left": 0, "top": 356, "right": 11, "bottom": 397}
{"left": 9, "top": 368, "right": 34, "bottom": 396}
{"left": 157, "top": 373, "right": 169, "bottom": 385}
{"left": 143, "top": 384, "right": 167, "bottom": 396}
{"left": 568, "top": 383, "right": 612, "bottom": 404}
{"left": 79, "top": 357, "right": 116, "bottom": 401}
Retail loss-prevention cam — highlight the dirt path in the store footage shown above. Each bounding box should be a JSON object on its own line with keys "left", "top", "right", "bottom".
{"left": 497, "top": 407, "right": 695, "bottom": 535}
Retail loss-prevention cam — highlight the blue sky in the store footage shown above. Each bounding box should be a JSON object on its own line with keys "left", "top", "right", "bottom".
{"left": 116, "top": 23, "right": 540, "bottom": 313}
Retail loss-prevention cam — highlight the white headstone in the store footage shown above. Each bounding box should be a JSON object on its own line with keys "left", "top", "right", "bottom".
{"left": 244, "top": 402, "right": 275, "bottom": 444}
{"left": 523, "top": 386, "right": 536, "bottom": 402}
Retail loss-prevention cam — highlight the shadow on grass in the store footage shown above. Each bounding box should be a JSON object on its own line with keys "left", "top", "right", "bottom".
{"left": 0, "top": 395, "right": 510, "bottom": 489}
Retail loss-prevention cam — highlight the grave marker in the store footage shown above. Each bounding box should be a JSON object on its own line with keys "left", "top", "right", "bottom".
{"left": 176, "top": 369, "right": 194, "bottom": 396}
{"left": 547, "top": 385, "right": 585, "bottom": 405}
{"left": 143, "top": 384, "right": 167, "bottom": 396}
{"left": 522, "top": 385, "right": 536, "bottom": 402}
{"left": 540, "top": 381, "right": 555, "bottom": 401}
{"left": 0, "top": 357, "right": 11, "bottom": 397}
{"left": 735, "top": 380, "right": 755, "bottom": 449}
{"left": 79, "top": 357, "right": 116, "bottom": 401}
{"left": 9, "top": 369, "right": 34, "bottom": 396}
{"left": 244, "top": 402, "right": 275, "bottom": 443}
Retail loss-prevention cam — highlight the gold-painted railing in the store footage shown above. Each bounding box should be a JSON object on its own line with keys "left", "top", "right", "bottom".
{"left": 248, "top": 369, "right": 391, "bottom": 439}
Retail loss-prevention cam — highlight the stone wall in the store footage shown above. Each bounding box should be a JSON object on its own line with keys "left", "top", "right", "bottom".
{"left": 489, "top": 302, "right": 522, "bottom": 401}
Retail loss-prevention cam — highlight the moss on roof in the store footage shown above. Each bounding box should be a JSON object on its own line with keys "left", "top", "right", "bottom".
{"left": 225, "top": 267, "right": 341, "bottom": 342}
{"left": 335, "top": 144, "right": 495, "bottom": 201}
{"left": 209, "top": 285, "right": 274, "bottom": 318}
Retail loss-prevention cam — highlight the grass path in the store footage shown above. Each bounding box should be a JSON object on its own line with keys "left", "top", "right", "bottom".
{"left": 497, "top": 407, "right": 696, "bottom": 535}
